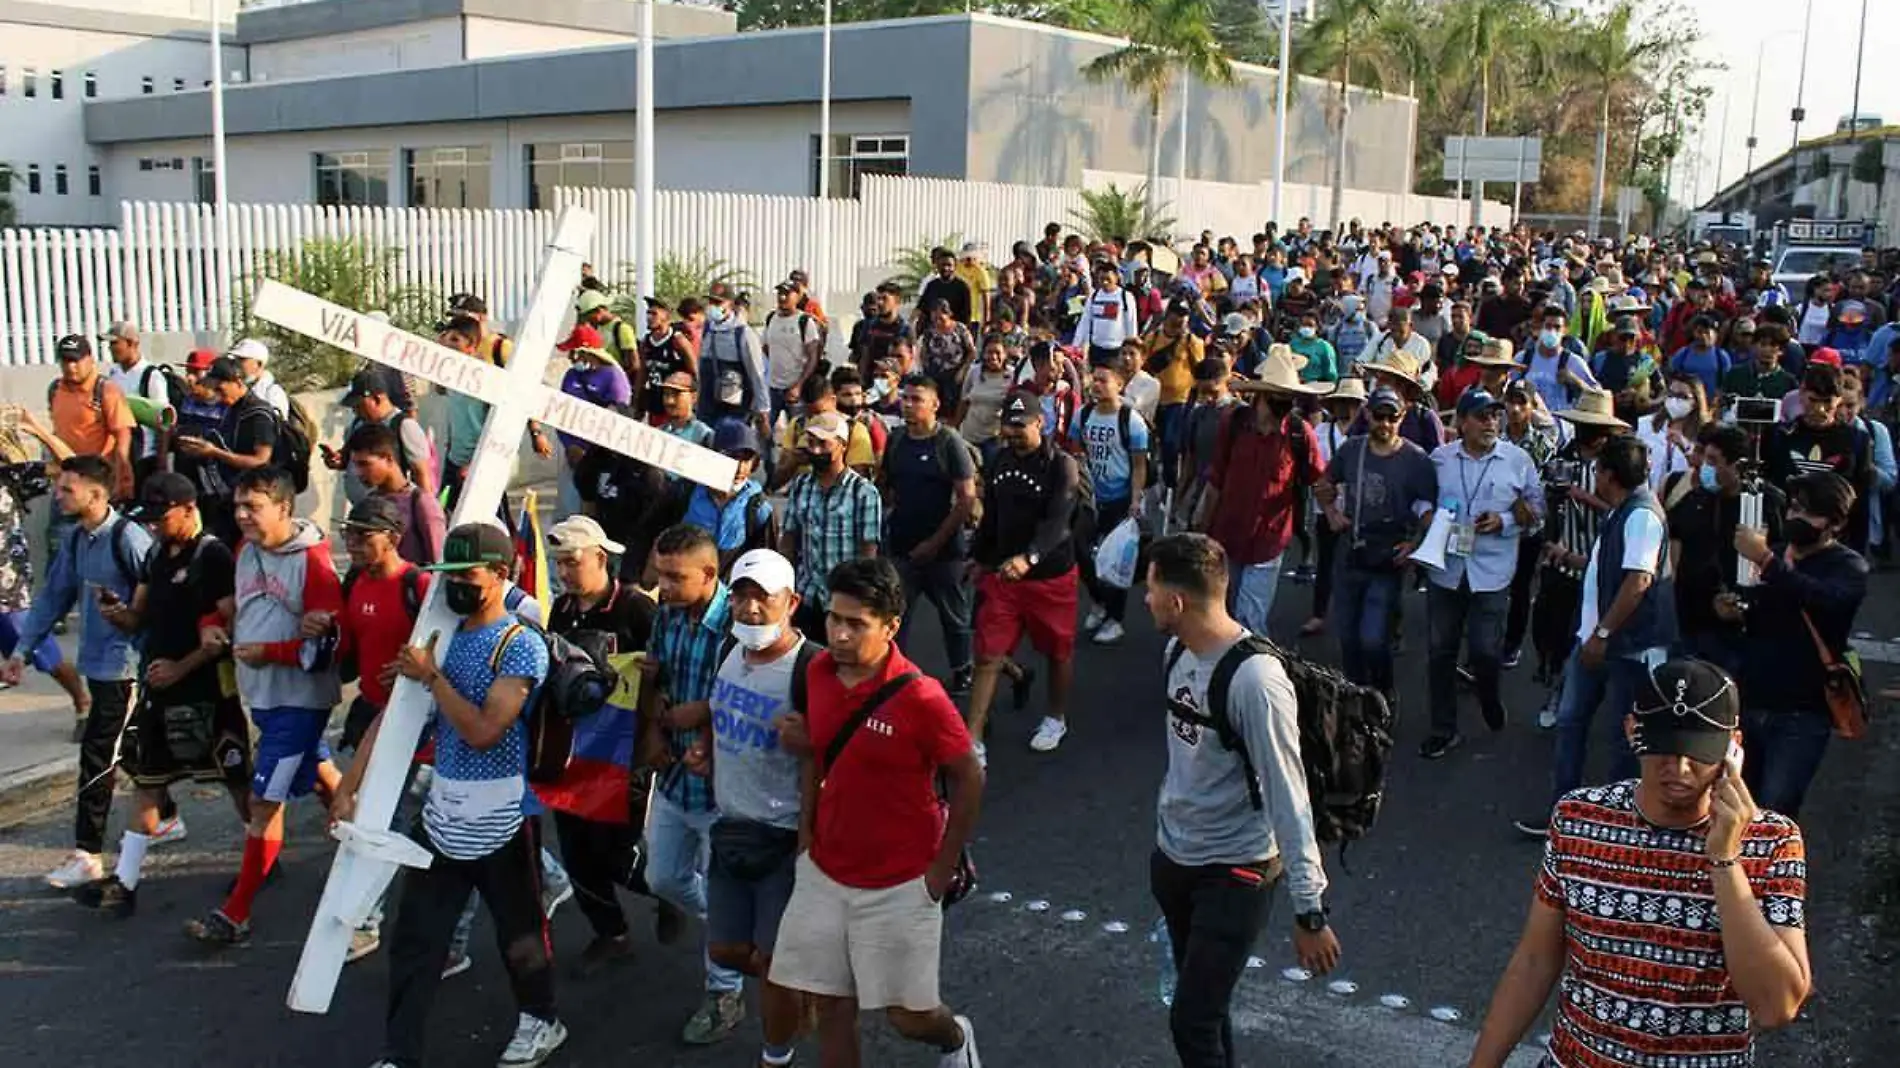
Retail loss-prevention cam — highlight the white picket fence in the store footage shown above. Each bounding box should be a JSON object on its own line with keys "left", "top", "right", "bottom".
{"left": 0, "top": 173, "right": 1502, "bottom": 367}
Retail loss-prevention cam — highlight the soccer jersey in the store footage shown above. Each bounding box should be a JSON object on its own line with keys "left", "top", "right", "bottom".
{"left": 424, "top": 616, "right": 549, "bottom": 861}
{"left": 1536, "top": 781, "right": 1806, "bottom": 1068}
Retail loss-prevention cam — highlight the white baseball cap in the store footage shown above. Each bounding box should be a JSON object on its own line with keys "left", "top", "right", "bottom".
{"left": 547, "top": 515, "right": 626, "bottom": 556}
{"left": 227, "top": 337, "right": 270, "bottom": 364}
{"left": 729, "top": 549, "right": 796, "bottom": 595}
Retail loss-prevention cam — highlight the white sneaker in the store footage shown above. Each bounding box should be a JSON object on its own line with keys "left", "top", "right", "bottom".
{"left": 972, "top": 740, "right": 987, "bottom": 769}
{"left": 1029, "top": 717, "right": 1068, "bottom": 753}
{"left": 497, "top": 1012, "right": 568, "bottom": 1067}
{"left": 541, "top": 878, "right": 574, "bottom": 919}
{"left": 1537, "top": 706, "right": 1558, "bottom": 730}
{"left": 938, "top": 1015, "right": 981, "bottom": 1068}
{"left": 1093, "top": 619, "right": 1125, "bottom": 644}
{"left": 1082, "top": 606, "right": 1107, "bottom": 632}
{"left": 46, "top": 850, "right": 104, "bottom": 890}
{"left": 442, "top": 951, "right": 473, "bottom": 979}
{"left": 151, "top": 815, "right": 189, "bottom": 847}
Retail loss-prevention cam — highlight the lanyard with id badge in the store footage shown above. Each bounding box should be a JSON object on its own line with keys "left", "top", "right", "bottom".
{"left": 1448, "top": 452, "right": 1497, "bottom": 558}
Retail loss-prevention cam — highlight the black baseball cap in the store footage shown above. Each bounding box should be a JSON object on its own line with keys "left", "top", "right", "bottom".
{"left": 999, "top": 391, "right": 1040, "bottom": 427}
{"left": 341, "top": 495, "right": 406, "bottom": 536}
{"left": 446, "top": 293, "right": 487, "bottom": 315}
{"left": 55, "top": 335, "right": 92, "bottom": 361}
{"left": 1629, "top": 658, "right": 1740, "bottom": 765}
{"left": 1456, "top": 389, "right": 1504, "bottom": 418}
{"left": 201, "top": 356, "right": 245, "bottom": 384}
{"left": 342, "top": 366, "right": 395, "bottom": 405}
{"left": 126, "top": 472, "right": 196, "bottom": 521}
{"left": 424, "top": 522, "right": 516, "bottom": 574}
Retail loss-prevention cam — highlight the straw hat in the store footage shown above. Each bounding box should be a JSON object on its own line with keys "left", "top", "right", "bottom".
{"left": 1607, "top": 293, "right": 1651, "bottom": 315}
{"left": 1582, "top": 276, "right": 1614, "bottom": 295}
{"left": 1363, "top": 349, "right": 1423, "bottom": 388}
{"left": 1327, "top": 377, "right": 1368, "bottom": 403}
{"left": 1553, "top": 388, "right": 1629, "bottom": 428}
{"left": 1466, "top": 337, "right": 1517, "bottom": 368}
{"left": 1231, "top": 344, "right": 1329, "bottom": 395}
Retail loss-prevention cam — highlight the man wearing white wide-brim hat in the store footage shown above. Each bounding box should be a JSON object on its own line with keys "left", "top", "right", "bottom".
{"left": 1189, "top": 345, "right": 1327, "bottom": 634}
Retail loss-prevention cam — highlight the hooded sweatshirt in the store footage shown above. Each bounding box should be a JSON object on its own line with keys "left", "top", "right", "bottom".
{"left": 233, "top": 517, "right": 344, "bottom": 711}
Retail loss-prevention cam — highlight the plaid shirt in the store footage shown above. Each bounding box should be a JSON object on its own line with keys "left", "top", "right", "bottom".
{"left": 783, "top": 469, "right": 883, "bottom": 605}
{"left": 648, "top": 581, "right": 731, "bottom": 813}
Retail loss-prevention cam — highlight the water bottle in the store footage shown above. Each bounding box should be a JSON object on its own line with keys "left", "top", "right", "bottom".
{"left": 1150, "top": 916, "right": 1177, "bottom": 1007}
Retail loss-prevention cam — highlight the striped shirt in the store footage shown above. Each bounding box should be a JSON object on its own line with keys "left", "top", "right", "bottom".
{"left": 424, "top": 616, "right": 549, "bottom": 861}
{"left": 1535, "top": 781, "right": 1806, "bottom": 1068}
{"left": 783, "top": 469, "right": 883, "bottom": 605}
{"left": 648, "top": 582, "right": 732, "bottom": 813}
{"left": 1543, "top": 451, "right": 1603, "bottom": 581}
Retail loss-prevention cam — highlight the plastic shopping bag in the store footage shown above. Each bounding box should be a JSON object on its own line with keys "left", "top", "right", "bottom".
{"left": 1094, "top": 516, "right": 1142, "bottom": 589}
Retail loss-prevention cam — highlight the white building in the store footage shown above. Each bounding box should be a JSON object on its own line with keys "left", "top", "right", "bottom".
{"left": 7, "top": 0, "right": 1422, "bottom": 228}
{"left": 0, "top": 0, "right": 240, "bottom": 226}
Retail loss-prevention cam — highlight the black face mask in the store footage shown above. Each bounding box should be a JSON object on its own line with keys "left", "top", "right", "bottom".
{"left": 805, "top": 449, "right": 833, "bottom": 471}
{"left": 1785, "top": 516, "right": 1826, "bottom": 548}
{"left": 444, "top": 579, "right": 486, "bottom": 616}
{"left": 837, "top": 402, "right": 862, "bottom": 417}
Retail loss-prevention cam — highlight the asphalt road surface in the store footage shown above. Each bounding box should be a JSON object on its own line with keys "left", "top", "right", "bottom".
{"left": 3, "top": 565, "right": 1897, "bottom": 1068}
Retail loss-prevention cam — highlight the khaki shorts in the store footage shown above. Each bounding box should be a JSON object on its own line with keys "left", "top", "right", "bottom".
{"left": 769, "top": 852, "right": 943, "bottom": 1011}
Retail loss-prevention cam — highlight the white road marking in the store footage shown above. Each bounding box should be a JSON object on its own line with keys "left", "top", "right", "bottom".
{"left": 1025, "top": 899, "right": 1050, "bottom": 913}
{"left": 1430, "top": 1006, "right": 1464, "bottom": 1023}
{"left": 1232, "top": 981, "right": 1544, "bottom": 1067}
{"left": 1328, "top": 979, "right": 1360, "bottom": 996}
{"left": 1060, "top": 909, "right": 1088, "bottom": 922}
{"left": 1281, "top": 966, "right": 1311, "bottom": 981}
{"left": 1102, "top": 921, "right": 1129, "bottom": 934}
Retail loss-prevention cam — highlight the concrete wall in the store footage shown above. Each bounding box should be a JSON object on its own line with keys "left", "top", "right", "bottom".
{"left": 462, "top": 17, "right": 640, "bottom": 60}
{"left": 248, "top": 18, "right": 463, "bottom": 82}
{"left": 962, "top": 19, "right": 1414, "bottom": 194}
{"left": 98, "top": 99, "right": 912, "bottom": 206}
{"left": 0, "top": 17, "right": 240, "bottom": 226}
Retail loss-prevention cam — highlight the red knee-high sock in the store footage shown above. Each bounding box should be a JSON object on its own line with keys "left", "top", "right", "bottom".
{"left": 221, "top": 835, "right": 281, "bottom": 924}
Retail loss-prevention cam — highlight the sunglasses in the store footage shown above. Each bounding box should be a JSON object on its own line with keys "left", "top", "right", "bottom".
{"left": 1369, "top": 410, "right": 1403, "bottom": 423}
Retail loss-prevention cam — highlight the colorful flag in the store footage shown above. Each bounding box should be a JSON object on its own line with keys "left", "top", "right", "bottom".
{"left": 536, "top": 651, "right": 641, "bottom": 824}
{"left": 513, "top": 489, "right": 552, "bottom": 615}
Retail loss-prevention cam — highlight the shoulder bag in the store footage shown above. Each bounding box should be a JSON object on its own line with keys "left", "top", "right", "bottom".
{"left": 1801, "top": 610, "right": 1867, "bottom": 739}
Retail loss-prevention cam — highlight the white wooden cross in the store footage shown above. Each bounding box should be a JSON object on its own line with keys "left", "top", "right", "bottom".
{"left": 244, "top": 206, "right": 738, "bottom": 1014}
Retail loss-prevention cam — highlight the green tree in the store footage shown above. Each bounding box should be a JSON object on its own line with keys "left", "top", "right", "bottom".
{"left": 232, "top": 239, "right": 442, "bottom": 390}
{"left": 884, "top": 232, "right": 963, "bottom": 293}
{"left": 609, "top": 252, "right": 755, "bottom": 316}
{"left": 1568, "top": 1, "right": 1670, "bottom": 234}
{"left": 1070, "top": 183, "right": 1178, "bottom": 241}
{"left": 1438, "top": 0, "right": 1560, "bottom": 138}
{"left": 1296, "top": 0, "right": 1426, "bottom": 228}
{"left": 1081, "top": 0, "right": 1238, "bottom": 214}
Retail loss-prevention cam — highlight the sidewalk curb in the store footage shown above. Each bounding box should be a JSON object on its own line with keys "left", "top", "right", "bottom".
{"left": 0, "top": 754, "right": 77, "bottom": 830}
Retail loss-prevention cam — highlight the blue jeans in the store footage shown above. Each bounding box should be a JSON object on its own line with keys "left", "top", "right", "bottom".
{"left": 1741, "top": 708, "right": 1832, "bottom": 818}
{"left": 1549, "top": 650, "right": 1644, "bottom": 807}
{"left": 1425, "top": 582, "right": 1508, "bottom": 738}
{"left": 1226, "top": 554, "right": 1284, "bottom": 637}
{"left": 1333, "top": 565, "right": 1402, "bottom": 693}
{"left": 647, "top": 791, "right": 744, "bottom": 993}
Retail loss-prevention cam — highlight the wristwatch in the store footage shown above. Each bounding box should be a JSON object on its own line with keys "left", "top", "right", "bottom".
{"left": 1592, "top": 626, "right": 1613, "bottom": 642}
{"left": 1025, "top": 550, "right": 1041, "bottom": 567}
{"left": 1295, "top": 908, "right": 1330, "bottom": 933}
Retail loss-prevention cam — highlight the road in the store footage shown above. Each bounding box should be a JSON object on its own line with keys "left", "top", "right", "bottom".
{"left": 2, "top": 564, "right": 1897, "bottom": 1068}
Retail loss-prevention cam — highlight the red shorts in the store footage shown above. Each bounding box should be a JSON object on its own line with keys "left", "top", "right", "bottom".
{"left": 975, "top": 567, "right": 1079, "bottom": 662}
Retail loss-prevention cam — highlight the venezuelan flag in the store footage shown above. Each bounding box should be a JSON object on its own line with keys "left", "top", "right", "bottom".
{"left": 513, "top": 489, "right": 552, "bottom": 615}
{"left": 537, "top": 651, "right": 642, "bottom": 823}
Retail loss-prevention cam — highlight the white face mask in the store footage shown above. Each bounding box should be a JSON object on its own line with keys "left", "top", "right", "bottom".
{"left": 1664, "top": 396, "right": 1693, "bottom": 420}
{"left": 730, "top": 619, "right": 781, "bottom": 651}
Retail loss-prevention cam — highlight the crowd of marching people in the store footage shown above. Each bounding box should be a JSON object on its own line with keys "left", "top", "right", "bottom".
{"left": 0, "top": 213, "right": 1893, "bottom": 1068}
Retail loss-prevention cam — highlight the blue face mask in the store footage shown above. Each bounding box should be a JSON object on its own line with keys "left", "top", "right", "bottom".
{"left": 1539, "top": 329, "right": 1562, "bottom": 350}
{"left": 1297, "top": 326, "right": 1317, "bottom": 340}
{"left": 1698, "top": 463, "right": 1720, "bottom": 493}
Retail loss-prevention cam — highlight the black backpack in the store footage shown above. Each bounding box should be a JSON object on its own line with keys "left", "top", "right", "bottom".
{"left": 141, "top": 364, "right": 191, "bottom": 413}
{"left": 717, "top": 636, "right": 819, "bottom": 714}
{"left": 1164, "top": 634, "right": 1395, "bottom": 847}
{"left": 271, "top": 399, "right": 317, "bottom": 494}
{"left": 491, "top": 617, "right": 617, "bottom": 784}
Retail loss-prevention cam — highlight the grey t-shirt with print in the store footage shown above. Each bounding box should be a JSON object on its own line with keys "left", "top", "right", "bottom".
{"left": 709, "top": 639, "right": 807, "bottom": 830}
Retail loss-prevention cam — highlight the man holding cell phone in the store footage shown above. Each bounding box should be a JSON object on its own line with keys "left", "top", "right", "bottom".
{"left": 2, "top": 455, "right": 154, "bottom": 891}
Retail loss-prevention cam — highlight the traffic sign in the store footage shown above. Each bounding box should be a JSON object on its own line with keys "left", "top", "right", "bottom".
{"left": 1442, "top": 137, "right": 1543, "bottom": 183}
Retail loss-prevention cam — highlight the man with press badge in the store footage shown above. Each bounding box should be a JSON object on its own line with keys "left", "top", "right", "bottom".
{"left": 1417, "top": 389, "right": 1543, "bottom": 759}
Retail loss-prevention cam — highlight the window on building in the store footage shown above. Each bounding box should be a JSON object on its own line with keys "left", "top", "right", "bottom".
{"left": 192, "top": 158, "right": 216, "bottom": 204}
{"left": 85, "top": 71, "right": 97, "bottom": 98}
{"left": 24, "top": 67, "right": 37, "bottom": 98}
{"left": 407, "top": 145, "right": 492, "bottom": 209}
{"left": 141, "top": 76, "right": 153, "bottom": 95}
{"left": 1, "top": 65, "right": 9, "bottom": 96}
{"left": 525, "top": 141, "right": 634, "bottom": 210}
{"left": 51, "top": 70, "right": 63, "bottom": 100}
{"left": 88, "top": 165, "right": 101, "bottom": 197}
{"left": 811, "top": 134, "right": 910, "bottom": 198}
{"left": 27, "top": 165, "right": 41, "bottom": 194}
{"left": 314, "top": 150, "right": 392, "bottom": 207}
{"left": 173, "top": 77, "right": 185, "bottom": 92}
{"left": 138, "top": 158, "right": 154, "bottom": 172}
{"left": 54, "top": 164, "right": 68, "bottom": 195}
{"left": 0, "top": 167, "right": 10, "bottom": 194}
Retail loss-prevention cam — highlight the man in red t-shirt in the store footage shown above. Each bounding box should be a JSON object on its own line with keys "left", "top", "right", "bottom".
{"left": 325, "top": 496, "right": 431, "bottom": 753}
{"left": 770, "top": 558, "right": 985, "bottom": 1068}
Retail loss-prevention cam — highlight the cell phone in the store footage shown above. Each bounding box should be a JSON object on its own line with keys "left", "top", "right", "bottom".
{"left": 1726, "top": 738, "right": 1745, "bottom": 775}
{"left": 94, "top": 584, "right": 121, "bottom": 607}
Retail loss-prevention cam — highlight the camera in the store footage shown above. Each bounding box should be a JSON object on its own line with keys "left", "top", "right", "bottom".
{"left": 1732, "top": 396, "right": 1781, "bottom": 426}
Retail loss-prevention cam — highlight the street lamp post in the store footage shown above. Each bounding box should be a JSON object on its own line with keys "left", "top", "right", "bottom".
{"left": 1269, "top": 2, "right": 1293, "bottom": 225}
{"left": 816, "top": 0, "right": 832, "bottom": 306}
{"left": 210, "top": 0, "right": 229, "bottom": 332}
{"left": 637, "top": 0, "right": 656, "bottom": 302}
{"left": 1790, "top": 0, "right": 1813, "bottom": 150}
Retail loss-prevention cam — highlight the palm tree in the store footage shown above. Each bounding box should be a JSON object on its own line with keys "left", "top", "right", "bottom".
{"left": 1438, "top": 0, "right": 1559, "bottom": 140}
{"left": 1296, "top": 0, "right": 1424, "bottom": 229}
{"left": 1082, "top": 0, "right": 1238, "bottom": 214}
{"left": 1569, "top": 2, "right": 1666, "bottom": 235}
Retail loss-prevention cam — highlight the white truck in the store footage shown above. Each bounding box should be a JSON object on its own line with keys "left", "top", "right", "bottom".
{"left": 1770, "top": 218, "right": 1868, "bottom": 295}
